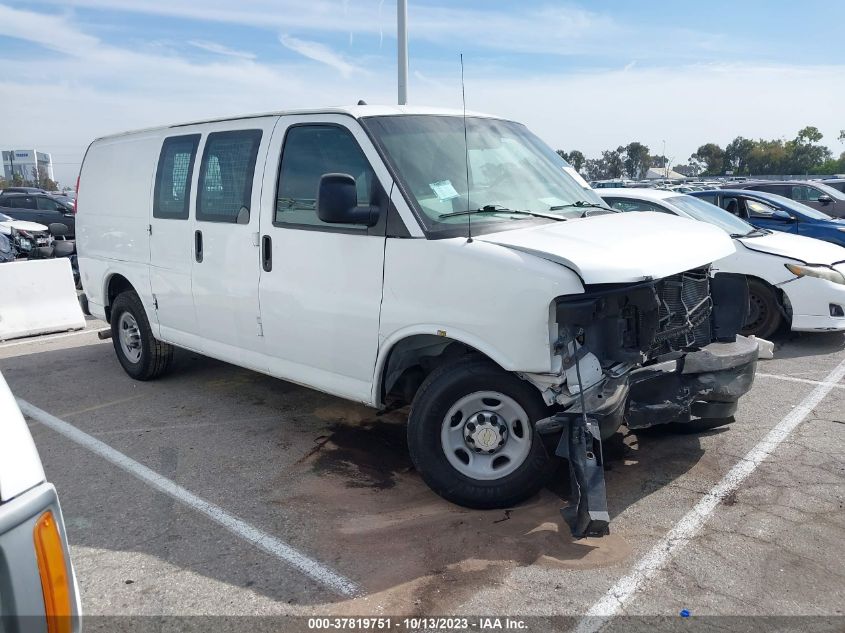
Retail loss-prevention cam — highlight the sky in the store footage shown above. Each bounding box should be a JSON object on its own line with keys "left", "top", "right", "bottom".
{"left": 1, "top": 0, "right": 844, "bottom": 186}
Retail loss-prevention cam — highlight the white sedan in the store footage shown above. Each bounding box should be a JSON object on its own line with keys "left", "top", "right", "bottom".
{"left": 599, "top": 188, "right": 845, "bottom": 338}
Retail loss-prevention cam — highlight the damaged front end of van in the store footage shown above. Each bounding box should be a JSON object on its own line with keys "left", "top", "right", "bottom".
{"left": 536, "top": 268, "right": 757, "bottom": 537}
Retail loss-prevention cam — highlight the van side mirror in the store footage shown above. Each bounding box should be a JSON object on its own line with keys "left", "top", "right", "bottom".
{"left": 817, "top": 194, "right": 832, "bottom": 205}
{"left": 317, "top": 173, "right": 378, "bottom": 226}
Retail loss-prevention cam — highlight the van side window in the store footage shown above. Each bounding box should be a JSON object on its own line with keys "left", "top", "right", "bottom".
{"left": 153, "top": 134, "right": 200, "bottom": 219}
{"left": 197, "top": 130, "right": 262, "bottom": 223}
{"left": 275, "top": 125, "right": 374, "bottom": 228}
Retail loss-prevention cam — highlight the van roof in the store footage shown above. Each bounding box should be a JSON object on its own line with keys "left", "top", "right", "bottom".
{"left": 93, "top": 104, "right": 502, "bottom": 142}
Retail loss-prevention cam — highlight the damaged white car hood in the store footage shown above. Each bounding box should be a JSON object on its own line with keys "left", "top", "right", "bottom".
{"left": 738, "top": 231, "right": 845, "bottom": 266}
{"left": 0, "top": 218, "right": 48, "bottom": 235}
{"left": 478, "top": 212, "right": 736, "bottom": 284}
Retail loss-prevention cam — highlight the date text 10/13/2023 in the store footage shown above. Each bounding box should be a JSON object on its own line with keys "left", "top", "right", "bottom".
{"left": 307, "top": 617, "right": 529, "bottom": 630}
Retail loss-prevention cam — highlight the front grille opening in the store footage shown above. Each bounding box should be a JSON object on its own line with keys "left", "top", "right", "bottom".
{"left": 649, "top": 268, "right": 712, "bottom": 355}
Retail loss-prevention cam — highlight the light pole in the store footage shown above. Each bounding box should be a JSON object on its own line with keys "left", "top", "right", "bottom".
{"left": 397, "top": 0, "right": 408, "bottom": 105}
{"left": 662, "top": 140, "right": 667, "bottom": 179}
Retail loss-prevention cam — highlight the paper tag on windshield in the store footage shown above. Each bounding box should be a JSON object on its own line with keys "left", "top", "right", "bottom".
{"left": 429, "top": 179, "right": 460, "bottom": 201}
{"left": 539, "top": 196, "right": 566, "bottom": 208}
{"left": 563, "top": 166, "right": 591, "bottom": 189}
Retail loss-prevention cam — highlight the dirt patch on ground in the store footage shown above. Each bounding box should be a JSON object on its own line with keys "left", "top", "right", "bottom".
{"left": 304, "top": 404, "right": 412, "bottom": 490}
{"left": 280, "top": 403, "right": 632, "bottom": 608}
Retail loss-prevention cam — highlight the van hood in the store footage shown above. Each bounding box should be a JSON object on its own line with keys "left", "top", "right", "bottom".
{"left": 477, "top": 211, "right": 736, "bottom": 284}
{"left": 739, "top": 231, "right": 845, "bottom": 266}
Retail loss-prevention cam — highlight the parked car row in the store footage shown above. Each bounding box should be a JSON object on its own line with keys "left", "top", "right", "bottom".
{"left": 0, "top": 211, "right": 80, "bottom": 285}
{"left": 689, "top": 189, "right": 845, "bottom": 247}
{"left": 726, "top": 180, "right": 845, "bottom": 217}
{"left": 0, "top": 191, "right": 76, "bottom": 237}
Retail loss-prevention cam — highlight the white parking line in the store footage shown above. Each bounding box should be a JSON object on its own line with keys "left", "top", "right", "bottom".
{"left": 0, "top": 327, "right": 109, "bottom": 349}
{"left": 17, "top": 398, "right": 361, "bottom": 598}
{"left": 575, "top": 356, "right": 845, "bottom": 633}
{"left": 756, "top": 372, "right": 845, "bottom": 390}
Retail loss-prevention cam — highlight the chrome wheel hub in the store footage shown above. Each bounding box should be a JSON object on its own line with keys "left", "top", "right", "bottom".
{"left": 118, "top": 312, "right": 142, "bottom": 363}
{"left": 441, "top": 391, "right": 532, "bottom": 481}
{"left": 464, "top": 412, "right": 508, "bottom": 454}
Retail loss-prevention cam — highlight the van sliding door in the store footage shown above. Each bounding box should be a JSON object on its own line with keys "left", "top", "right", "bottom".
{"left": 189, "top": 117, "right": 277, "bottom": 370}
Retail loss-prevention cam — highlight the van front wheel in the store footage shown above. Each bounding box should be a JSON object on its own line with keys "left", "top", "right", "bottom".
{"left": 110, "top": 290, "right": 173, "bottom": 380}
{"left": 407, "top": 357, "right": 554, "bottom": 509}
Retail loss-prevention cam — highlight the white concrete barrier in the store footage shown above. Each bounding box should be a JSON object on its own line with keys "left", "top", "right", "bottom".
{"left": 0, "top": 259, "right": 86, "bottom": 341}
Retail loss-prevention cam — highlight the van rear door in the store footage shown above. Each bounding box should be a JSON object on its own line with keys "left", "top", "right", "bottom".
{"left": 188, "top": 117, "right": 277, "bottom": 369}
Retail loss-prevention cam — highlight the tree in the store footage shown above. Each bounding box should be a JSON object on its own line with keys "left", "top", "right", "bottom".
{"left": 583, "top": 158, "right": 604, "bottom": 181}
{"left": 746, "top": 139, "right": 788, "bottom": 175}
{"left": 556, "top": 149, "right": 586, "bottom": 173}
{"left": 602, "top": 146, "right": 625, "bottom": 179}
{"left": 567, "top": 149, "right": 586, "bottom": 173}
{"left": 690, "top": 143, "right": 725, "bottom": 176}
{"left": 623, "top": 142, "right": 650, "bottom": 179}
{"left": 724, "top": 136, "right": 755, "bottom": 175}
{"left": 787, "top": 126, "right": 831, "bottom": 174}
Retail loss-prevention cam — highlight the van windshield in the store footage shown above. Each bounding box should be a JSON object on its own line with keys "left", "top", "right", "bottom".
{"left": 362, "top": 115, "right": 608, "bottom": 236}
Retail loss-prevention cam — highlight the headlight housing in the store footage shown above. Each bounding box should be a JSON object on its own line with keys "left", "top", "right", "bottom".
{"left": 785, "top": 263, "right": 845, "bottom": 285}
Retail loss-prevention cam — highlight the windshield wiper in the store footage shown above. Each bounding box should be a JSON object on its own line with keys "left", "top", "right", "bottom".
{"left": 732, "top": 228, "right": 768, "bottom": 238}
{"left": 439, "top": 205, "right": 566, "bottom": 221}
{"left": 548, "top": 201, "right": 613, "bottom": 212}
{"left": 548, "top": 201, "right": 616, "bottom": 217}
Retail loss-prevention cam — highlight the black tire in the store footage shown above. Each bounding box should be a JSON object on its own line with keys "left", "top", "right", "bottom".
{"left": 742, "top": 278, "right": 782, "bottom": 339}
{"left": 407, "top": 356, "right": 555, "bottom": 509}
{"left": 110, "top": 290, "right": 173, "bottom": 380}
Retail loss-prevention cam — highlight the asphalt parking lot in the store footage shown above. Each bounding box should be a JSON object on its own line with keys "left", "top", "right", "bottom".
{"left": 2, "top": 320, "right": 844, "bottom": 631}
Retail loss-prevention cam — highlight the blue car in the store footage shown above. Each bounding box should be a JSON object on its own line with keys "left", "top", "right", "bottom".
{"left": 690, "top": 189, "right": 845, "bottom": 247}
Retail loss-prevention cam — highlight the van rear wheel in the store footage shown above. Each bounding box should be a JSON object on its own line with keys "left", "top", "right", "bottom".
{"left": 407, "top": 357, "right": 555, "bottom": 509}
{"left": 110, "top": 290, "right": 173, "bottom": 380}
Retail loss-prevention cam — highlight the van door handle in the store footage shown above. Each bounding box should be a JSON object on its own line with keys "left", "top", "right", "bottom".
{"left": 261, "top": 235, "right": 272, "bottom": 272}
{"left": 195, "top": 230, "right": 203, "bottom": 263}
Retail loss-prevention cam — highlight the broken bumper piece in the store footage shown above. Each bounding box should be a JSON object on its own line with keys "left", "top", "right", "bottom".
{"left": 538, "top": 335, "right": 758, "bottom": 538}
{"left": 627, "top": 335, "right": 758, "bottom": 429}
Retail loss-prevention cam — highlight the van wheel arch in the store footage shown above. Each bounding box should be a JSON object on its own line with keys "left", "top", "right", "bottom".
{"left": 104, "top": 274, "right": 134, "bottom": 323}
{"left": 379, "top": 334, "right": 504, "bottom": 408}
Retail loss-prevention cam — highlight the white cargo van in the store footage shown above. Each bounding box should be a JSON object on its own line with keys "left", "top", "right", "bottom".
{"left": 77, "top": 106, "right": 757, "bottom": 533}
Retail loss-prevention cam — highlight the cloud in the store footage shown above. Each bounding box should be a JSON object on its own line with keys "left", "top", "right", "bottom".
{"left": 0, "top": 4, "right": 100, "bottom": 56}
{"left": 27, "top": 0, "right": 736, "bottom": 60}
{"left": 279, "top": 34, "right": 363, "bottom": 77}
{"left": 2, "top": 5, "right": 844, "bottom": 186}
{"left": 187, "top": 40, "right": 256, "bottom": 59}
